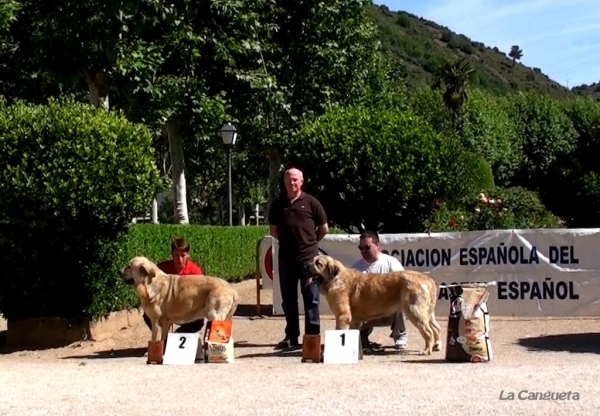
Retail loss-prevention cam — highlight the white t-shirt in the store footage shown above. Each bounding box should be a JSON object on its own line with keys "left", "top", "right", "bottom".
{"left": 352, "top": 253, "right": 405, "bottom": 273}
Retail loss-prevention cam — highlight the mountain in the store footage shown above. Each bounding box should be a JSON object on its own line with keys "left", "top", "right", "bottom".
{"left": 367, "top": 4, "right": 572, "bottom": 99}
{"left": 571, "top": 82, "right": 600, "bottom": 101}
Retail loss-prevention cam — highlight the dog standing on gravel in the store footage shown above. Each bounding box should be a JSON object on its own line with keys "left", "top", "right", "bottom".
{"left": 121, "top": 256, "right": 239, "bottom": 343}
{"left": 307, "top": 254, "right": 442, "bottom": 355}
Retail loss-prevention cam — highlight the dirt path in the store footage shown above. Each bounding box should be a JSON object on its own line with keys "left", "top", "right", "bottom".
{"left": 1, "top": 280, "right": 600, "bottom": 415}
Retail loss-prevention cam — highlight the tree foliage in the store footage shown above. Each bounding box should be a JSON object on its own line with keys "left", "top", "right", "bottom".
{"left": 501, "top": 91, "right": 578, "bottom": 190}
{"left": 541, "top": 96, "right": 600, "bottom": 227}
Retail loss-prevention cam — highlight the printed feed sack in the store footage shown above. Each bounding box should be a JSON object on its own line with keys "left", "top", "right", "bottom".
{"left": 445, "top": 283, "right": 494, "bottom": 363}
{"left": 204, "top": 320, "right": 235, "bottom": 363}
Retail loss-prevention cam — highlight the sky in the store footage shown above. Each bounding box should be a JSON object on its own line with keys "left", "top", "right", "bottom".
{"left": 378, "top": 0, "right": 600, "bottom": 88}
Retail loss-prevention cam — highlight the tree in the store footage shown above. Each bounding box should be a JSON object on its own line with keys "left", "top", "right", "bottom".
{"left": 459, "top": 88, "right": 520, "bottom": 185}
{"left": 434, "top": 57, "right": 475, "bottom": 131}
{"left": 509, "top": 45, "right": 523, "bottom": 67}
{"left": 223, "top": 0, "right": 390, "bottom": 217}
{"left": 501, "top": 91, "right": 578, "bottom": 190}
{"left": 543, "top": 96, "right": 600, "bottom": 226}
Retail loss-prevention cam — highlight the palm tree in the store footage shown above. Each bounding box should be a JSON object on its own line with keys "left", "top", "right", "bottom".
{"left": 434, "top": 57, "right": 475, "bottom": 131}
{"left": 509, "top": 45, "right": 523, "bottom": 67}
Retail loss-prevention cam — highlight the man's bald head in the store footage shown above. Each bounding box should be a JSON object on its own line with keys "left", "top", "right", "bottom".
{"left": 284, "top": 168, "right": 304, "bottom": 199}
{"left": 284, "top": 168, "right": 304, "bottom": 181}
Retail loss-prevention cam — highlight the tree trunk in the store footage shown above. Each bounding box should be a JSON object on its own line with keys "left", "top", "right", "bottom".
{"left": 83, "top": 71, "right": 110, "bottom": 110}
{"left": 165, "top": 118, "right": 189, "bottom": 224}
{"left": 151, "top": 198, "right": 159, "bottom": 224}
{"left": 239, "top": 202, "right": 246, "bottom": 226}
{"left": 266, "top": 147, "right": 282, "bottom": 221}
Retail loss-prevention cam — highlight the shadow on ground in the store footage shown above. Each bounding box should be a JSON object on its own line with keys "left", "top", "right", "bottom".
{"left": 61, "top": 347, "right": 148, "bottom": 360}
{"left": 0, "top": 330, "right": 75, "bottom": 354}
{"left": 517, "top": 332, "right": 600, "bottom": 354}
{"left": 234, "top": 304, "right": 273, "bottom": 317}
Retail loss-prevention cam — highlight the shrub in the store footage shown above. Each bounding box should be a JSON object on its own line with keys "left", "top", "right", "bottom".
{"left": 284, "top": 104, "right": 455, "bottom": 233}
{"left": 426, "top": 187, "right": 564, "bottom": 232}
{"left": 0, "top": 99, "right": 161, "bottom": 320}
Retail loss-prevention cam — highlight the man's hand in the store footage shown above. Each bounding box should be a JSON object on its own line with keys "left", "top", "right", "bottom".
{"left": 316, "top": 223, "right": 329, "bottom": 241}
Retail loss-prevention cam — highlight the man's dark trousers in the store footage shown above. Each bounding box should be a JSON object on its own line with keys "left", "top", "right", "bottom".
{"left": 279, "top": 259, "right": 320, "bottom": 341}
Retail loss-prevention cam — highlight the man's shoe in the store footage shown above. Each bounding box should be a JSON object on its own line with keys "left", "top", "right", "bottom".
{"left": 275, "top": 338, "right": 300, "bottom": 350}
{"left": 362, "top": 341, "right": 384, "bottom": 354}
{"left": 394, "top": 332, "right": 408, "bottom": 350}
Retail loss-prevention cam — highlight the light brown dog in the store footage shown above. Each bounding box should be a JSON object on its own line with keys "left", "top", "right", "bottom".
{"left": 307, "top": 254, "right": 442, "bottom": 355}
{"left": 121, "top": 256, "right": 239, "bottom": 342}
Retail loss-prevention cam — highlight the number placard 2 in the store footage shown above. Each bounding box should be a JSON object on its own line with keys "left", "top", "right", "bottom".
{"left": 323, "top": 329, "right": 360, "bottom": 364}
{"left": 162, "top": 332, "right": 199, "bottom": 365}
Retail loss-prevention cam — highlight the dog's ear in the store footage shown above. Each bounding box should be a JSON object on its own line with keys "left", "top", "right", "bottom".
{"left": 138, "top": 263, "right": 156, "bottom": 283}
{"left": 328, "top": 262, "right": 341, "bottom": 279}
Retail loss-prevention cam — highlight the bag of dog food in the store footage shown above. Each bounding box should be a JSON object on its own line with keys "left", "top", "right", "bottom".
{"left": 445, "top": 283, "right": 494, "bottom": 363}
{"left": 203, "top": 320, "right": 235, "bottom": 363}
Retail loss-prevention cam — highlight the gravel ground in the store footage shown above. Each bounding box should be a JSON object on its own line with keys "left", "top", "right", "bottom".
{"left": 1, "top": 280, "right": 600, "bottom": 416}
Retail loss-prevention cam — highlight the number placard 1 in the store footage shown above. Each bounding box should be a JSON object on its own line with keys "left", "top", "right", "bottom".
{"left": 162, "top": 332, "right": 199, "bottom": 365}
{"left": 323, "top": 329, "right": 360, "bottom": 364}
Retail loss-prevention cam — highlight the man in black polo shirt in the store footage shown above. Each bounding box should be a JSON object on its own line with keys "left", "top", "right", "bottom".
{"left": 268, "top": 167, "right": 329, "bottom": 349}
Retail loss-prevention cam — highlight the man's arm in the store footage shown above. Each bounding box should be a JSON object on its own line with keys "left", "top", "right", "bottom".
{"left": 314, "top": 198, "right": 329, "bottom": 241}
{"left": 391, "top": 257, "right": 405, "bottom": 272}
{"left": 316, "top": 222, "right": 329, "bottom": 241}
{"left": 269, "top": 225, "right": 279, "bottom": 240}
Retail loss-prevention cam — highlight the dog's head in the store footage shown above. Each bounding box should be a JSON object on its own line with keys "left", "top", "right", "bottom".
{"left": 120, "top": 256, "right": 159, "bottom": 287}
{"left": 307, "top": 254, "right": 342, "bottom": 287}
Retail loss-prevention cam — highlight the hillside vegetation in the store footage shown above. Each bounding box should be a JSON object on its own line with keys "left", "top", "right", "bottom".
{"left": 367, "top": 4, "right": 573, "bottom": 99}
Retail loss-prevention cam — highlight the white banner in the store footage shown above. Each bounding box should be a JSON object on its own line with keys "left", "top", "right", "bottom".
{"left": 258, "top": 228, "right": 600, "bottom": 317}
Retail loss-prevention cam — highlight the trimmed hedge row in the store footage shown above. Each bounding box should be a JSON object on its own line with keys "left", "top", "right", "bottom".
{"left": 120, "top": 224, "right": 270, "bottom": 281}
{"left": 91, "top": 224, "right": 271, "bottom": 320}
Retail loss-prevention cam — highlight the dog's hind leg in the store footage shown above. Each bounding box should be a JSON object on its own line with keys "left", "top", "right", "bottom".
{"left": 404, "top": 306, "right": 435, "bottom": 355}
{"left": 430, "top": 312, "right": 442, "bottom": 352}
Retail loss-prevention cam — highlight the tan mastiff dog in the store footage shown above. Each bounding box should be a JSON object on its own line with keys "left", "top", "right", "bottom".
{"left": 307, "top": 254, "right": 442, "bottom": 355}
{"left": 121, "top": 256, "right": 239, "bottom": 343}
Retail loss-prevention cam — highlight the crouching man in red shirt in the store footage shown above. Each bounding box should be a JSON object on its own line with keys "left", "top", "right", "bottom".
{"left": 142, "top": 237, "right": 205, "bottom": 334}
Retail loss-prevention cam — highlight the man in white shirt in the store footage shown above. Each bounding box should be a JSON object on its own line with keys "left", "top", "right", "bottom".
{"left": 351, "top": 230, "right": 408, "bottom": 353}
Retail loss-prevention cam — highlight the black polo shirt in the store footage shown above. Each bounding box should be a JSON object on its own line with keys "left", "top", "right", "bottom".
{"left": 268, "top": 192, "right": 327, "bottom": 263}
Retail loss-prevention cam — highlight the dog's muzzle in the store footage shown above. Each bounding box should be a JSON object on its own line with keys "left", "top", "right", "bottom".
{"left": 120, "top": 267, "right": 135, "bottom": 285}
{"left": 306, "top": 276, "right": 324, "bottom": 286}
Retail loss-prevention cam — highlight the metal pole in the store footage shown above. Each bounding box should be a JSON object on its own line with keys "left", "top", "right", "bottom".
{"left": 228, "top": 146, "right": 233, "bottom": 226}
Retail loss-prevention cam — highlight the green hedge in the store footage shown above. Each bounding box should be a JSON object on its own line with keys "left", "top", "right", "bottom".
{"left": 92, "top": 224, "right": 271, "bottom": 320}
{"left": 120, "top": 224, "right": 270, "bottom": 281}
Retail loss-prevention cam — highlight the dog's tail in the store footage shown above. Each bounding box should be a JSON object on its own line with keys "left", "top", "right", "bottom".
{"left": 225, "top": 289, "right": 240, "bottom": 320}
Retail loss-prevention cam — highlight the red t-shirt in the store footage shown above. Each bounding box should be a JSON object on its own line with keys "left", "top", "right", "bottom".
{"left": 157, "top": 259, "right": 203, "bottom": 276}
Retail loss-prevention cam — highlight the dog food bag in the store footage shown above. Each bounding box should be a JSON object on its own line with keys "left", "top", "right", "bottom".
{"left": 445, "top": 283, "right": 494, "bottom": 363}
{"left": 203, "top": 320, "right": 235, "bottom": 364}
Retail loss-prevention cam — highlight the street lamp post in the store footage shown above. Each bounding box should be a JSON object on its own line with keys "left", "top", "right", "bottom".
{"left": 220, "top": 122, "right": 238, "bottom": 226}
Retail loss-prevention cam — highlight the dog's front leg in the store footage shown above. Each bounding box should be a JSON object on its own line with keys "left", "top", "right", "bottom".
{"left": 151, "top": 321, "right": 160, "bottom": 342}
{"left": 335, "top": 309, "right": 352, "bottom": 330}
{"left": 155, "top": 319, "right": 170, "bottom": 342}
